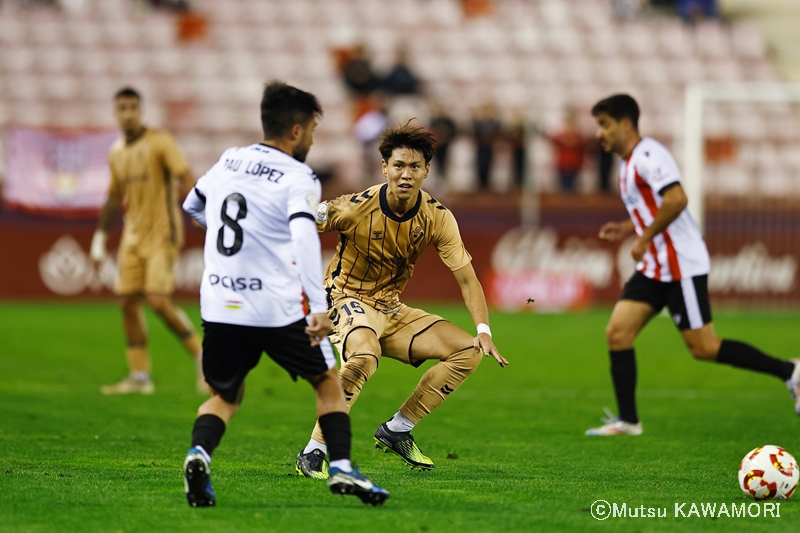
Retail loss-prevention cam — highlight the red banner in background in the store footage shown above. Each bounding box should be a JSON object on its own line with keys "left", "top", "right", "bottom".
{"left": 485, "top": 270, "right": 592, "bottom": 311}
{"left": 3, "top": 128, "right": 118, "bottom": 217}
{"left": 0, "top": 226, "right": 207, "bottom": 299}
{"left": 1, "top": 212, "right": 798, "bottom": 307}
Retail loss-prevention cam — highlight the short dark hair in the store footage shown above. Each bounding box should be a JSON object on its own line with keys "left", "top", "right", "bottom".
{"left": 378, "top": 120, "right": 437, "bottom": 164}
{"left": 115, "top": 87, "right": 141, "bottom": 101}
{"left": 591, "top": 94, "right": 640, "bottom": 129}
{"left": 260, "top": 80, "right": 322, "bottom": 139}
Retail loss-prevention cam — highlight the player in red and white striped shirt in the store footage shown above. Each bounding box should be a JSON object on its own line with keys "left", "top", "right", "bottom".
{"left": 586, "top": 94, "right": 800, "bottom": 436}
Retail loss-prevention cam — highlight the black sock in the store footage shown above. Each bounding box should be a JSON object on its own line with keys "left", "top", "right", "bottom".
{"left": 191, "top": 414, "right": 226, "bottom": 457}
{"left": 610, "top": 349, "right": 638, "bottom": 424}
{"left": 716, "top": 340, "right": 794, "bottom": 381}
{"left": 318, "top": 412, "right": 351, "bottom": 462}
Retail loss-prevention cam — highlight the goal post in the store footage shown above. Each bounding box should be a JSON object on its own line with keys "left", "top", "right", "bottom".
{"left": 683, "top": 82, "right": 800, "bottom": 307}
{"left": 683, "top": 82, "right": 800, "bottom": 231}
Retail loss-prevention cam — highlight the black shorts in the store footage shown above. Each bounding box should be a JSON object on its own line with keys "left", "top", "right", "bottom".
{"left": 201, "top": 319, "right": 336, "bottom": 404}
{"left": 620, "top": 272, "right": 712, "bottom": 331}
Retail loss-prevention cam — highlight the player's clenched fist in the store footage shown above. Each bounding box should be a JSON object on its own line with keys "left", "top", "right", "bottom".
{"left": 598, "top": 219, "right": 634, "bottom": 244}
{"left": 305, "top": 312, "right": 333, "bottom": 346}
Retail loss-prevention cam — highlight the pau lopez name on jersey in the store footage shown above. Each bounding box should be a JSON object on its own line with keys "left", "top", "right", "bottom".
{"left": 208, "top": 273, "right": 263, "bottom": 291}
{"left": 223, "top": 158, "right": 284, "bottom": 183}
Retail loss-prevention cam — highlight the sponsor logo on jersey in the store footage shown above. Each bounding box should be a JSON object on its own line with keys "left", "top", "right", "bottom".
{"left": 372, "top": 230, "right": 383, "bottom": 240}
{"left": 316, "top": 202, "right": 329, "bottom": 223}
{"left": 225, "top": 299, "right": 244, "bottom": 310}
{"left": 412, "top": 226, "right": 424, "bottom": 244}
{"left": 621, "top": 192, "right": 638, "bottom": 208}
{"left": 365, "top": 255, "right": 406, "bottom": 266}
{"left": 208, "top": 274, "right": 263, "bottom": 291}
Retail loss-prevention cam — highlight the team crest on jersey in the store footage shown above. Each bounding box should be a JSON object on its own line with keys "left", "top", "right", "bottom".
{"left": 412, "top": 226, "right": 424, "bottom": 244}
{"left": 316, "top": 201, "right": 329, "bottom": 223}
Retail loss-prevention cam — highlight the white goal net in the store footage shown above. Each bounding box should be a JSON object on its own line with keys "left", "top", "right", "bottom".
{"left": 684, "top": 83, "right": 800, "bottom": 307}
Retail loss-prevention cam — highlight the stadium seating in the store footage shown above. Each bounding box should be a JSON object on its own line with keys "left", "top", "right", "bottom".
{"left": 0, "top": 0, "right": 796, "bottom": 193}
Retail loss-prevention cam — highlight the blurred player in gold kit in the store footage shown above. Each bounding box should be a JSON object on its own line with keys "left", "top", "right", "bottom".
{"left": 295, "top": 122, "right": 508, "bottom": 478}
{"left": 91, "top": 87, "right": 206, "bottom": 395}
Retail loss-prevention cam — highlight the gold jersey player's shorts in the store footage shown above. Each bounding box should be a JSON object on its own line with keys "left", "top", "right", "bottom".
{"left": 327, "top": 295, "right": 446, "bottom": 367}
{"left": 115, "top": 243, "right": 180, "bottom": 295}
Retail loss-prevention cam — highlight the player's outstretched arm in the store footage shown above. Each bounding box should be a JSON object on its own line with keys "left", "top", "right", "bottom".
{"left": 90, "top": 191, "right": 123, "bottom": 267}
{"left": 452, "top": 263, "right": 509, "bottom": 367}
{"left": 304, "top": 312, "right": 333, "bottom": 347}
{"left": 288, "top": 214, "right": 330, "bottom": 345}
{"left": 598, "top": 219, "right": 635, "bottom": 244}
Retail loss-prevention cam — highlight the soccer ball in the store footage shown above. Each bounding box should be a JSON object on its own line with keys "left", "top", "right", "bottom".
{"left": 738, "top": 445, "right": 799, "bottom": 501}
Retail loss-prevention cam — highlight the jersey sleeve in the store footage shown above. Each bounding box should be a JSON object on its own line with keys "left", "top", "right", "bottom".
{"left": 286, "top": 170, "right": 321, "bottom": 223}
{"left": 637, "top": 145, "right": 682, "bottom": 196}
{"left": 287, "top": 171, "right": 327, "bottom": 314}
{"left": 107, "top": 157, "right": 123, "bottom": 199}
{"left": 433, "top": 209, "right": 472, "bottom": 272}
{"left": 158, "top": 132, "right": 191, "bottom": 178}
{"left": 315, "top": 192, "right": 351, "bottom": 233}
{"left": 183, "top": 172, "right": 210, "bottom": 228}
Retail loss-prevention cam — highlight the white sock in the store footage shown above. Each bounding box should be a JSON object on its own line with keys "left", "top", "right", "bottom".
{"left": 386, "top": 410, "right": 415, "bottom": 433}
{"left": 303, "top": 438, "right": 327, "bottom": 455}
{"left": 329, "top": 459, "right": 352, "bottom": 472}
{"left": 131, "top": 371, "right": 150, "bottom": 382}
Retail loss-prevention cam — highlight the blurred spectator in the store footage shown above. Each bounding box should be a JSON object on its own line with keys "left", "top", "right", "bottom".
{"left": 59, "top": 0, "right": 87, "bottom": 10}
{"left": 429, "top": 101, "right": 457, "bottom": 182}
{"left": 505, "top": 109, "right": 527, "bottom": 189}
{"left": 595, "top": 139, "right": 614, "bottom": 193}
{"left": 677, "top": 0, "right": 717, "bottom": 23}
{"left": 147, "top": 0, "right": 190, "bottom": 11}
{"left": 343, "top": 44, "right": 381, "bottom": 96}
{"left": 472, "top": 102, "right": 501, "bottom": 190}
{"left": 462, "top": 0, "right": 492, "bottom": 18}
{"left": 353, "top": 95, "right": 389, "bottom": 185}
{"left": 177, "top": 10, "right": 208, "bottom": 42}
{"left": 611, "top": 0, "right": 645, "bottom": 20}
{"left": 18, "top": 0, "right": 58, "bottom": 7}
{"left": 382, "top": 45, "right": 420, "bottom": 96}
{"left": 544, "top": 110, "right": 586, "bottom": 193}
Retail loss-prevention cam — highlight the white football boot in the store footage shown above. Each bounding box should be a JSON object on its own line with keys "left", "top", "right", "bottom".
{"left": 585, "top": 408, "right": 643, "bottom": 436}
{"left": 100, "top": 375, "right": 155, "bottom": 395}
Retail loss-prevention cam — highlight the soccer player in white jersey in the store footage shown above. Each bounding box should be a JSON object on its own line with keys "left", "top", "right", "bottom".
{"left": 180, "top": 81, "right": 388, "bottom": 506}
{"left": 586, "top": 94, "right": 800, "bottom": 436}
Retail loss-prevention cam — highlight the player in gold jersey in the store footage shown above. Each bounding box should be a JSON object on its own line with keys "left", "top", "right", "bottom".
{"left": 296, "top": 123, "right": 508, "bottom": 477}
{"left": 90, "top": 87, "right": 206, "bottom": 395}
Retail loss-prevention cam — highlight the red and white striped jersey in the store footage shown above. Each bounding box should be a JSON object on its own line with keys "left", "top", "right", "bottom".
{"left": 619, "top": 137, "right": 709, "bottom": 282}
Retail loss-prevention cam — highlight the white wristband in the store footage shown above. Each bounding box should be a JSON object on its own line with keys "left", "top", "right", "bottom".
{"left": 90, "top": 230, "right": 107, "bottom": 262}
{"left": 477, "top": 323, "right": 492, "bottom": 337}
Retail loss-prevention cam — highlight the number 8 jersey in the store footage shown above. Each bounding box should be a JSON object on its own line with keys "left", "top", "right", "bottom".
{"left": 183, "top": 143, "right": 327, "bottom": 327}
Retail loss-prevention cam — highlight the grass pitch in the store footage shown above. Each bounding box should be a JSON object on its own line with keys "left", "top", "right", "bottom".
{"left": 1, "top": 302, "right": 799, "bottom": 532}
